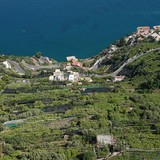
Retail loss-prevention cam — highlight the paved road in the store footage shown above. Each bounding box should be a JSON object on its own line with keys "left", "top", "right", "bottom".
{"left": 8, "top": 60, "right": 25, "bottom": 75}
{"left": 8, "top": 60, "right": 60, "bottom": 75}
{"left": 90, "top": 55, "right": 108, "bottom": 70}
{"left": 107, "top": 47, "right": 160, "bottom": 77}
{"left": 89, "top": 47, "right": 160, "bottom": 78}
{"left": 22, "top": 61, "right": 60, "bottom": 71}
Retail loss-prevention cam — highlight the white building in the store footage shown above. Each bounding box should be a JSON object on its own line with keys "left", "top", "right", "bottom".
{"left": 64, "top": 63, "right": 72, "bottom": 71}
{"left": 49, "top": 69, "right": 65, "bottom": 81}
{"left": 49, "top": 75, "right": 54, "bottom": 81}
{"left": 73, "top": 72, "right": 80, "bottom": 82}
{"left": 49, "top": 70, "right": 80, "bottom": 83}
{"left": 68, "top": 74, "right": 75, "bottom": 82}
{"left": 3, "top": 61, "right": 11, "bottom": 69}
{"left": 53, "top": 69, "right": 64, "bottom": 81}
{"left": 151, "top": 33, "right": 160, "bottom": 41}
{"left": 66, "top": 56, "right": 78, "bottom": 62}
{"left": 68, "top": 71, "right": 80, "bottom": 82}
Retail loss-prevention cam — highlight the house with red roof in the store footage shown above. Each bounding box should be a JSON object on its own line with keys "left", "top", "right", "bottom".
{"left": 137, "top": 26, "right": 150, "bottom": 36}
{"left": 72, "top": 61, "right": 83, "bottom": 67}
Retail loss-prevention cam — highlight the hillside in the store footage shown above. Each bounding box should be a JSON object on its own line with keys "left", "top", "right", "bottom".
{"left": 0, "top": 29, "right": 160, "bottom": 160}
{"left": 89, "top": 25, "right": 160, "bottom": 72}
{"left": 87, "top": 29, "right": 160, "bottom": 91}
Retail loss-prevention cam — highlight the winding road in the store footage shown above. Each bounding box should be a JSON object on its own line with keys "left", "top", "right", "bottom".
{"left": 109, "top": 48, "right": 160, "bottom": 76}
{"left": 7, "top": 47, "right": 160, "bottom": 77}
{"left": 22, "top": 61, "right": 60, "bottom": 71}
{"left": 90, "top": 55, "right": 108, "bottom": 70}
{"left": 7, "top": 60, "right": 60, "bottom": 75}
{"left": 8, "top": 60, "right": 25, "bottom": 75}
{"left": 95, "top": 47, "right": 160, "bottom": 77}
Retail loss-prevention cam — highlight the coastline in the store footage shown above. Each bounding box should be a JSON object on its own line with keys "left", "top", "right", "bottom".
{"left": 0, "top": 0, "right": 160, "bottom": 61}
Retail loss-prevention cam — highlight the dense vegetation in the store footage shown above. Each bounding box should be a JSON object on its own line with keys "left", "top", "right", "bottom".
{"left": 0, "top": 77, "right": 160, "bottom": 159}
{"left": 0, "top": 37, "right": 160, "bottom": 159}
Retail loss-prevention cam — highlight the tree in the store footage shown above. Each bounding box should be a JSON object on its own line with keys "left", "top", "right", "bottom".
{"left": 116, "top": 37, "right": 126, "bottom": 47}
{"left": 25, "top": 70, "right": 32, "bottom": 78}
{"left": 77, "top": 151, "right": 96, "bottom": 160}
{"left": 4, "top": 144, "right": 14, "bottom": 155}
{"left": 96, "top": 146, "right": 109, "bottom": 158}
{"left": 35, "top": 52, "right": 42, "bottom": 59}
{"left": 2, "top": 75, "right": 10, "bottom": 84}
{"left": 34, "top": 101, "right": 45, "bottom": 109}
{"left": 0, "top": 124, "right": 4, "bottom": 132}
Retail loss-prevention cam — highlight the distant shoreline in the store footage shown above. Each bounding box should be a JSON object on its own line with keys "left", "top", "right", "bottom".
{"left": 0, "top": 0, "right": 160, "bottom": 61}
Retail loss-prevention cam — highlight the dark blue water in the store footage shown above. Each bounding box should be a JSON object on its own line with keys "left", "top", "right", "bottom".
{"left": 0, "top": 0, "right": 160, "bottom": 61}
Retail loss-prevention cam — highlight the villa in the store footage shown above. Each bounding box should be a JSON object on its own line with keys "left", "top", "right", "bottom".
{"left": 72, "top": 61, "right": 83, "bottom": 67}
{"left": 53, "top": 69, "right": 65, "bottom": 81}
{"left": 49, "top": 69, "right": 65, "bottom": 81}
{"left": 137, "top": 26, "right": 150, "bottom": 36}
{"left": 49, "top": 69, "right": 80, "bottom": 83}
{"left": 68, "top": 71, "right": 80, "bottom": 82}
{"left": 64, "top": 63, "right": 72, "bottom": 71}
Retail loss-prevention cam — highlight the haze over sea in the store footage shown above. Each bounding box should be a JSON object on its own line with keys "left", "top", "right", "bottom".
{"left": 0, "top": 0, "right": 160, "bottom": 61}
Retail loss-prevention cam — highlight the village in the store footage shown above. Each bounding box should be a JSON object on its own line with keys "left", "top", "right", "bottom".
{"left": 2, "top": 53, "right": 124, "bottom": 86}
{"left": 49, "top": 56, "right": 92, "bottom": 85}
{"left": 2, "top": 25, "right": 160, "bottom": 87}
{"left": 125, "top": 25, "right": 160, "bottom": 43}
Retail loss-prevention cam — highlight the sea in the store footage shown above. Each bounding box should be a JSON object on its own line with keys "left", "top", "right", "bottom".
{"left": 0, "top": 0, "right": 160, "bottom": 61}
